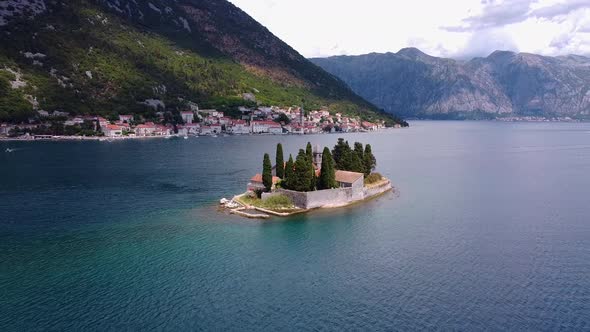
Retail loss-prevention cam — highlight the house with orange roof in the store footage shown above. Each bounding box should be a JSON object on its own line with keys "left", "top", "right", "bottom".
{"left": 103, "top": 124, "right": 123, "bottom": 137}
{"left": 247, "top": 174, "right": 281, "bottom": 192}
{"left": 134, "top": 122, "right": 157, "bottom": 136}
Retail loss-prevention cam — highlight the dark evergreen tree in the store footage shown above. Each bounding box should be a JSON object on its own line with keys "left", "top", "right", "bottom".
{"left": 262, "top": 153, "right": 273, "bottom": 191}
{"left": 350, "top": 152, "right": 365, "bottom": 173}
{"left": 284, "top": 154, "right": 294, "bottom": 189}
{"left": 318, "top": 147, "right": 337, "bottom": 190}
{"left": 276, "top": 143, "right": 285, "bottom": 179}
{"left": 308, "top": 153, "right": 317, "bottom": 191}
{"left": 354, "top": 142, "right": 364, "bottom": 163}
{"left": 332, "top": 138, "right": 347, "bottom": 168}
{"left": 290, "top": 150, "right": 313, "bottom": 192}
{"left": 306, "top": 142, "right": 313, "bottom": 162}
{"left": 363, "top": 144, "right": 377, "bottom": 176}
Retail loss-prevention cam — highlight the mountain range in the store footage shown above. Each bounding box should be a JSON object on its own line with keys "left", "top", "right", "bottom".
{"left": 311, "top": 48, "right": 590, "bottom": 119}
{"left": 0, "top": 0, "right": 405, "bottom": 126}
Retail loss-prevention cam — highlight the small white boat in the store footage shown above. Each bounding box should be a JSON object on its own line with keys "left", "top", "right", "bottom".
{"left": 5, "top": 148, "right": 14, "bottom": 153}
{"left": 211, "top": 134, "right": 218, "bottom": 138}
{"left": 183, "top": 136, "right": 188, "bottom": 140}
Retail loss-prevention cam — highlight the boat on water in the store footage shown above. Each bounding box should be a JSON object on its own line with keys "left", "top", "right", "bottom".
{"left": 5, "top": 148, "right": 14, "bottom": 153}
{"left": 211, "top": 134, "right": 218, "bottom": 138}
{"left": 184, "top": 136, "right": 188, "bottom": 140}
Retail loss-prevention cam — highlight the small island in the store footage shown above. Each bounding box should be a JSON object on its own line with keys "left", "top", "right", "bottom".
{"left": 221, "top": 138, "right": 393, "bottom": 219}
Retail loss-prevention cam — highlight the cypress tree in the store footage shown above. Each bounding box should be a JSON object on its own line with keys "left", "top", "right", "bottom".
{"left": 354, "top": 142, "right": 364, "bottom": 163}
{"left": 284, "top": 154, "right": 294, "bottom": 189}
{"left": 306, "top": 142, "right": 313, "bottom": 162}
{"left": 291, "top": 150, "right": 313, "bottom": 192}
{"left": 332, "top": 138, "right": 347, "bottom": 168}
{"left": 276, "top": 143, "right": 285, "bottom": 179}
{"left": 318, "top": 147, "right": 337, "bottom": 190}
{"left": 363, "top": 144, "right": 377, "bottom": 176}
{"left": 308, "top": 153, "right": 316, "bottom": 191}
{"left": 350, "top": 152, "right": 365, "bottom": 173}
{"left": 262, "top": 153, "right": 272, "bottom": 192}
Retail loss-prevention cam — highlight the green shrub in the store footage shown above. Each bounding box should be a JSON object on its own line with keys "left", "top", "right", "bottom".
{"left": 364, "top": 173, "right": 383, "bottom": 185}
{"left": 259, "top": 194, "right": 294, "bottom": 209}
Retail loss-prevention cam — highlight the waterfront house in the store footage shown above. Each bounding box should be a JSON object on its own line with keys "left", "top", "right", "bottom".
{"left": 219, "top": 117, "right": 231, "bottom": 125}
{"left": 135, "top": 122, "right": 157, "bottom": 136}
{"left": 154, "top": 125, "right": 171, "bottom": 136}
{"left": 200, "top": 126, "right": 213, "bottom": 135}
{"left": 103, "top": 124, "right": 123, "bottom": 137}
{"left": 291, "top": 124, "right": 304, "bottom": 135}
{"left": 247, "top": 174, "right": 280, "bottom": 192}
{"left": 362, "top": 121, "right": 378, "bottom": 131}
{"left": 204, "top": 116, "right": 219, "bottom": 125}
{"left": 228, "top": 120, "right": 250, "bottom": 134}
{"left": 269, "top": 124, "right": 283, "bottom": 134}
{"left": 185, "top": 123, "right": 201, "bottom": 135}
{"left": 210, "top": 124, "right": 222, "bottom": 134}
{"left": 252, "top": 120, "right": 277, "bottom": 133}
{"left": 181, "top": 111, "right": 194, "bottom": 124}
{"left": 177, "top": 125, "right": 188, "bottom": 136}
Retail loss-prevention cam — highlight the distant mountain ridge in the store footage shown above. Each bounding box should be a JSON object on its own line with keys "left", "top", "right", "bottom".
{"left": 311, "top": 48, "right": 590, "bottom": 119}
{"left": 0, "top": 0, "right": 405, "bottom": 126}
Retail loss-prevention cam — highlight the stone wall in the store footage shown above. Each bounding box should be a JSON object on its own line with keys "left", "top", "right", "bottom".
{"left": 274, "top": 188, "right": 353, "bottom": 209}
{"left": 262, "top": 178, "right": 393, "bottom": 210}
{"left": 363, "top": 180, "right": 393, "bottom": 199}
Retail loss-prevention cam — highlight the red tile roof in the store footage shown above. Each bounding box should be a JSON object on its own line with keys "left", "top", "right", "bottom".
{"left": 335, "top": 170, "right": 364, "bottom": 184}
{"left": 250, "top": 174, "right": 280, "bottom": 184}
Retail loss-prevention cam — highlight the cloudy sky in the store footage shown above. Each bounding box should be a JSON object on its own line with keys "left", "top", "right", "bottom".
{"left": 228, "top": 0, "right": 590, "bottom": 59}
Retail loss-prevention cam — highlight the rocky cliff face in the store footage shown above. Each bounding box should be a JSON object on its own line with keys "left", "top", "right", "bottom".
{"left": 311, "top": 48, "right": 590, "bottom": 119}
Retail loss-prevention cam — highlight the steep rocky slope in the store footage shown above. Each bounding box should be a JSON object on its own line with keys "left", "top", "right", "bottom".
{"left": 312, "top": 48, "right": 590, "bottom": 119}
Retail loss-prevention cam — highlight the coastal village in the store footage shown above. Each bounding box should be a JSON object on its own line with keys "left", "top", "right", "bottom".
{"left": 221, "top": 139, "right": 393, "bottom": 219}
{"left": 0, "top": 105, "right": 397, "bottom": 140}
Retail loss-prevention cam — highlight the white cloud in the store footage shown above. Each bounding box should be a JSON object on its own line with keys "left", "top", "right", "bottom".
{"left": 229, "top": 0, "right": 590, "bottom": 58}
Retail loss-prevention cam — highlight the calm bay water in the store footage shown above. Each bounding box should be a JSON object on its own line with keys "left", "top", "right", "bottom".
{"left": 1, "top": 121, "right": 589, "bottom": 331}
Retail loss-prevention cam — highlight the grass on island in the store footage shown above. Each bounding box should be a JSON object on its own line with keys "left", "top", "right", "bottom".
{"left": 364, "top": 173, "right": 384, "bottom": 186}
{"left": 238, "top": 194, "right": 300, "bottom": 212}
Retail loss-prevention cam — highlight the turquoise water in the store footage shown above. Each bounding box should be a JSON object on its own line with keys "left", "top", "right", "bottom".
{"left": 1, "top": 121, "right": 589, "bottom": 330}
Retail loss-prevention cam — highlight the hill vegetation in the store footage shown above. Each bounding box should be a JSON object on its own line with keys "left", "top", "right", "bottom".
{"left": 0, "top": 0, "right": 406, "bottom": 126}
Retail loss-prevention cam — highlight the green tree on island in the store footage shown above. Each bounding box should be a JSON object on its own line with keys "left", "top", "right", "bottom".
{"left": 276, "top": 143, "right": 285, "bottom": 179}
{"left": 306, "top": 142, "right": 313, "bottom": 161}
{"left": 364, "top": 144, "right": 376, "bottom": 176}
{"left": 290, "top": 150, "right": 314, "bottom": 192}
{"left": 318, "top": 147, "right": 337, "bottom": 190}
{"left": 350, "top": 150, "right": 365, "bottom": 173}
{"left": 332, "top": 138, "right": 351, "bottom": 170}
{"left": 262, "top": 153, "right": 273, "bottom": 191}
{"left": 284, "top": 154, "right": 294, "bottom": 189}
{"left": 354, "top": 142, "right": 364, "bottom": 163}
